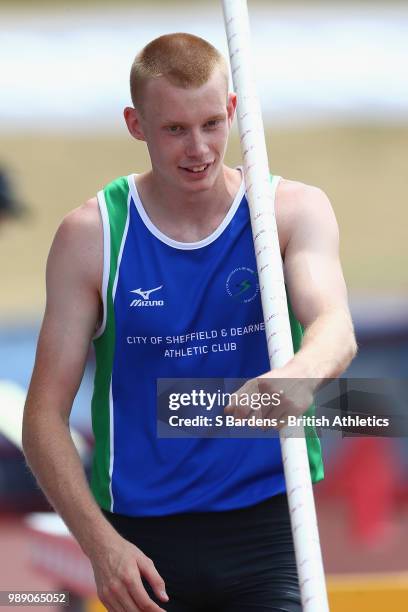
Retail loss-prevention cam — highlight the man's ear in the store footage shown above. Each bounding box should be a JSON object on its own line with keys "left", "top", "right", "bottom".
{"left": 123, "top": 106, "right": 146, "bottom": 141}
{"left": 226, "top": 93, "right": 237, "bottom": 126}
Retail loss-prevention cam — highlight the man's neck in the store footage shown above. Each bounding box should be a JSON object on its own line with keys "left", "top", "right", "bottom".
{"left": 135, "top": 165, "right": 242, "bottom": 243}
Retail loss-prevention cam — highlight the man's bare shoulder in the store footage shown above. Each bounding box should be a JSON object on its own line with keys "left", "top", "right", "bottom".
{"left": 277, "top": 178, "right": 331, "bottom": 213}
{"left": 275, "top": 178, "right": 337, "bottom": 252}
{"left": 48, "top": 197, "right": 102, "bottom": 289}
{"left": 53, "top": 196, "right": 101, "bottom": 249}
{"left": 57, "top": 196, "right": 101, "bottom": 238}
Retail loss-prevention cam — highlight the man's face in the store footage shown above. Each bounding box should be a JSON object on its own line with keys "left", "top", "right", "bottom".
{"left": 129, "top": 68, "right": 236, "bottom": 194}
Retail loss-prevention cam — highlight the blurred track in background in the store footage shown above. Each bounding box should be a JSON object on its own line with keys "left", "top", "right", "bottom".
{"left": 0, "top": 1, "right": 407, "bottom": 610}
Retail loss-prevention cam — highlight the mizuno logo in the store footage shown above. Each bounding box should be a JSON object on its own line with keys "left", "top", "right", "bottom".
{"left": 129, "top": 285, "right": 164, "bottom": 307}
{"left": 130, "top": 286, "right": 163, "bottom": 300}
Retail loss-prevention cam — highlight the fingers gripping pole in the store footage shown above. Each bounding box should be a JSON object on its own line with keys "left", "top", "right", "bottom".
{"left": 221, "top": 1, "right": 329, "bottom": 610}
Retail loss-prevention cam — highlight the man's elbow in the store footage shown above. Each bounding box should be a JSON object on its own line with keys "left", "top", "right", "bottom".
{"left": 343, "top": 321, "right": 358, "bottom": 369}
{"left": 333, "top": 310, "right": 358, "bottom": 375}
{"left": 21, "top": 398, "right": 49, "bottom": 462}
{"left": 21, "top": 405, "right": 36, "bottom": 463}
{"left": 348, "top": 334, "right": 358, "bottom": 364}
{"left": 330, "top": 334, "right": 357, "bottom": 380}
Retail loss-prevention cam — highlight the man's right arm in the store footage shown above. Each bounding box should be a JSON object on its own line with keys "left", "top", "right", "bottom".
{"left": 23, "top": 199, "right": 168, "bottom": 612}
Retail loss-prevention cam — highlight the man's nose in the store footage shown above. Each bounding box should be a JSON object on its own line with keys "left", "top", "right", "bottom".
{"left": 185, "top": 130, "right": 209, "bottom": 158}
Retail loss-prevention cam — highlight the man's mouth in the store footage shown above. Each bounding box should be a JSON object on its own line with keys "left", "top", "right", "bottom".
{"left": 180, "top": 163, "right": 212, "bottom": 174}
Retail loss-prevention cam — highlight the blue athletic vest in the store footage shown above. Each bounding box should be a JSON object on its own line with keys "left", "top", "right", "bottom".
{"left": 91, "top": 173, "right": 323, "bottom": 516}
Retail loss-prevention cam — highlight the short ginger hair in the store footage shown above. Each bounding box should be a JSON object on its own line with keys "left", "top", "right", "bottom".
{"left": 130, "top": 33, "right": 229, "bottom": 109}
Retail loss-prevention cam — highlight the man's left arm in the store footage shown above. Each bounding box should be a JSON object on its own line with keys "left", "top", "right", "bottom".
{"left": 225, "top": 183, "right": 357, "bottom": 423}
{"left": 280, "top": 183, "right": 357, "bottom": 383}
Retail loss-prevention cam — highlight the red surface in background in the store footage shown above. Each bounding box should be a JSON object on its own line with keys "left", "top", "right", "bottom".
{"left": 316, "top": 491, "right": 408, "bottom": 574}
{"left": 0, "top": 517, "right": 61, "bottom": 612}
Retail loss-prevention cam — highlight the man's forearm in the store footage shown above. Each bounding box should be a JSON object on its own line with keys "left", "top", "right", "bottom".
{"left": 22, "top": 406, "right": 117, "bottom": 558}
{"left": 284, "top": 308, "right": 357, "bottom": 383}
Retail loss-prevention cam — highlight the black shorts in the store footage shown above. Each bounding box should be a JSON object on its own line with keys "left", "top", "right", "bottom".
{"left": 103, "top": 494, "right": 301, "bottom": 612}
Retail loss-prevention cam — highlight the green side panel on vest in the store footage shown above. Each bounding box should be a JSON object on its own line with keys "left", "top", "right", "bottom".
{"left": 91, "top": 176, "right": 130, "bottom": 510}
{"left": 287, "top": 295, "right": 324, "bottom": 483}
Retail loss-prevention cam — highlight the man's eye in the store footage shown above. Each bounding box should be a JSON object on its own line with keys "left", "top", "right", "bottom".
{"left": 167, "top": 126, "right": 183, "bottom": 134}
{"left": 205, "top": 120, "right": 220, "bottom": 129}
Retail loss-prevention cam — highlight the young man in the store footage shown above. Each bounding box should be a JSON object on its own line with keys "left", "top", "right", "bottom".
{"left": 23, "top": 34, "right": 356, "bottom": 612}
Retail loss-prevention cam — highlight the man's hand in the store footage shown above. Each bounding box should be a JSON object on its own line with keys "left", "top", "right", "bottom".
{"left": 224, "top": 369, "right": 316, "bottom": 431}
{"left": 90, "top": 531, "right": 169, "bottom": 612}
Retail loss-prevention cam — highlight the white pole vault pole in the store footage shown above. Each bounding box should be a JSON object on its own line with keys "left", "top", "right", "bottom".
{"left": 221, "top": 1, "right": 329, "bottom": 610}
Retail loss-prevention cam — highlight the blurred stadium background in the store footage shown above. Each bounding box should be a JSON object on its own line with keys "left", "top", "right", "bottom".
{"left": 0, "top": 0, "right": 407, "bottom": 610}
